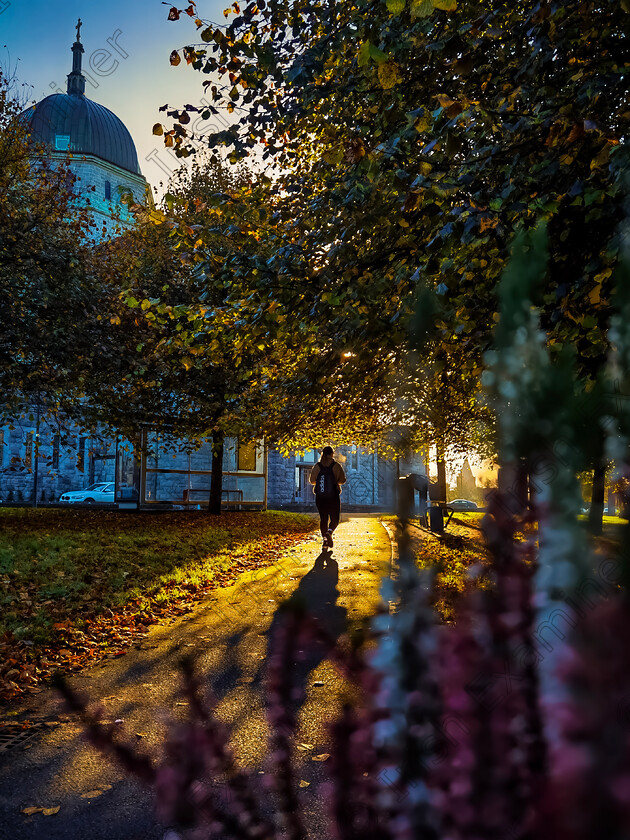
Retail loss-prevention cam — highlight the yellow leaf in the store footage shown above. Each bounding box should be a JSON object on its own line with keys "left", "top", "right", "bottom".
{"left": 594, "top": 268, "right": 612, "bottom": 283}
{"left": 110, "top": 315, "right": 121, "bottom": 325}
{"left": 182, "top": 357, "right": 194, "bottom": 371}
{"left": 414, "top": 112, "right": 432, "bottom": 133}
{"left": 378, "top": 61, "right": 401, "bottom": 90}
{"left": 43, "top": 807, "right": 60, "bottom": 816}
{"left": 299, "top": 780, "right": 310, "bottom": 788}
{"left": 433, "top": 0, "right": 457, "bottom": 8}
{"left": 81, "top": 790, "right": 105, "bottom": 799}
{"left": 152, "top": 123, "right": 164, "bottom": 136}
{"left": 312, "top": 753, "right": 330, "bottom": 761}
{"left": 436, "top": 94, "right": 456, "bottom": 108}
{"left": 588, "top": 284, "right": 602, "bottom": 305}
{"left": 22, "top": 807, "right": 42, "bottom": 815}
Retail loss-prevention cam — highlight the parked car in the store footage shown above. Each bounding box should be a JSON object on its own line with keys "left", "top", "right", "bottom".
{"left": 59, "top": 482, "right": 115, "bottom": 504}
{"left": 447, "top": 498, "right": 478, "bottom": 511}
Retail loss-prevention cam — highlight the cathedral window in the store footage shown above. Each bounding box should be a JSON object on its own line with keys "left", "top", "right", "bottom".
{"left": 104, "top": 180, "right": 111, "bottom": 200}
{"left": 52, "top": 434, "right": 60, "bottom": 469}
{"left": 55, "top": 134, "right": 70, "bottom": 151}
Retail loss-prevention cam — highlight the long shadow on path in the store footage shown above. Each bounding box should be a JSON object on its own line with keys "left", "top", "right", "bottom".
{"left": 261, "top": 548, "right": 347, "bottom": 699}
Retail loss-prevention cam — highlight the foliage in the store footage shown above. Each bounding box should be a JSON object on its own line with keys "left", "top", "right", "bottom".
{"left": 154, "top": 0, "right": 629, "bottom": 456}
{"left": 0, "top": 508, "right": 314, "bottom": 702}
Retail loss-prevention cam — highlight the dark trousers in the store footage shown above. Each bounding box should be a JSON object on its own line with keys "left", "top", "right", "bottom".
{"left": 316, "top": 495, "right": 340, "bottom": 536}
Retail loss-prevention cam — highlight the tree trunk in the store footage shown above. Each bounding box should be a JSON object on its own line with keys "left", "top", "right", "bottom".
{"left": 436, "top": 436, "right": 447, "bottom": 502}
{"left": 209, "top": 429, "right": 224, "bottom": 515}
{"left": 589, "top": 461, "right": 606, "bottom": 535}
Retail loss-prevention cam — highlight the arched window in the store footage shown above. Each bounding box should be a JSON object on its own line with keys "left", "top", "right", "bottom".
{"left": 104, "top": 181, "right": 111, "bottom": 200}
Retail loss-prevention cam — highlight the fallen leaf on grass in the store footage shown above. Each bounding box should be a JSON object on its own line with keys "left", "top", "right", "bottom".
{"left": 296, "top": 743, "right": 313, "bottom": 751}
{"left": 43, "top": 806, "right": 60, "bottom": 815}
{"left": 298, "top": 780, "right": 310, "bottom": 788}
{"left": 312, "top": 754, "right": 330, "bottom": 762}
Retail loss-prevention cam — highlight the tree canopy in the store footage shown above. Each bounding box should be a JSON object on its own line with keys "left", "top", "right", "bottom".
{"left": 153, "top": 0, "right": 629, "bottom": 458}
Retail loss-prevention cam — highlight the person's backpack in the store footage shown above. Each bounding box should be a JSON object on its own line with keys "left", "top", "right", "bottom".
{"left": 315, "top": 462, "right": 338, "bottom": 500}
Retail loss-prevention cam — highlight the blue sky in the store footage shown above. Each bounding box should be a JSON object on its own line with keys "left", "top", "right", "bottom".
{"left": 1, "top": 0, "right": 229, "bottom": 193}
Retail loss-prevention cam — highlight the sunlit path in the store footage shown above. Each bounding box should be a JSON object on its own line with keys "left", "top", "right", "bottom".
{"left": 0, "top": 516, "right": 392, "bottom": 840}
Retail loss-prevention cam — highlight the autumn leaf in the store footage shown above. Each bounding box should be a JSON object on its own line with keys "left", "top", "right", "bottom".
{"left": 435, "top": 93, "right": 456, "bottom": 108}
{"left": 433, "top": 0, "right": 457, "bottom": 9}
{"left": 21, "top": 807, "right": 42, "bottom": 815}
{"left": 414, "top": 111, "right": 432, "bottom": 133}
{"left": 312, "top": 753, "right": 330, "bottom": 761}
{"left": 81, "top": 786, "right": 111, "bottom": 799}
{"left": 378, "top": 61, "right": 401, "bottom": 90}
{"left": 43, "top": 806, "right": 61, "bottom": 816}
{"left": 152, "top": 123, "right": 164, "bottom": 136}
{"left": 298, "top": 780, "right": 310, "bottom": 788}
{"left": 168, "top": 7, "right": 180, "bottom": 20}
{"left": 170, "top": 50, "right": 181, "bottom": 67}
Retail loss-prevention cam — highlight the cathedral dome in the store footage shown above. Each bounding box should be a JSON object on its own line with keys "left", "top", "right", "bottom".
{"left": 20, "top": 20, "right": 142, "bottom": 177}
{"left": 21, "top": 93, "right": 141, "bottom": 176}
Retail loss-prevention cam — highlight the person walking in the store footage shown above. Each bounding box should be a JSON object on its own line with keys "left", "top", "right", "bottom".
{"left": 310, "top": 446, "right": 346, "bottom": 549}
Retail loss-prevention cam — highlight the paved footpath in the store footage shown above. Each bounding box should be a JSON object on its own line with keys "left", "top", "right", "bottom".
{"left": 0, "top": 514, "right": 393, "bottom": 840}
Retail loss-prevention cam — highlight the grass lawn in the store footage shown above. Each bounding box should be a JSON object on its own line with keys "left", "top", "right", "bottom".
{"left": 410, "top": 512, "right": 490, "bottom": 622}
{"left": 0, "top": 508, "right": 315, "bottom": 702}
{"left": 409, "top": 510, "right": 626, "bottom": 622}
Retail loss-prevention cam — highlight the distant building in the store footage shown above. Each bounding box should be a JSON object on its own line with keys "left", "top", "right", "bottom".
{"left": 454, "top": 457, "right": 477, "bottom": 500}
{"left": 0, "top": 421, "right": 424, "bottom": 511}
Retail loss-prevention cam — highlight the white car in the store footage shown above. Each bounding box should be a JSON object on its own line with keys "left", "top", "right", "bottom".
{"left": 59, "top": 482, "right": 115, "bottom": 504}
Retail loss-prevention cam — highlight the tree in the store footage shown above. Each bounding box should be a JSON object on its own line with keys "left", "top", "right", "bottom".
{"left": 155, "top": 0, "right": 629, "bottom": 512}
{"left": 0, "top": 70, "right": 102, "bottom": 423}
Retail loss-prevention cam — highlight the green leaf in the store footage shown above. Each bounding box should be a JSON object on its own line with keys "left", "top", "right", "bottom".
{"left": 358, "top": 40, "right": 371, "bottom": 67}
{"left": 411, "top": 0, "right": 434, "bottom": 17}
{"left": 369, "top": 44, "right": 390, "bottom": 64}
{"left": 386, "top": 0, "right": 406, "bottom": 13}
{"left": 433, "top": 0, "right": 457, "bottom": 9}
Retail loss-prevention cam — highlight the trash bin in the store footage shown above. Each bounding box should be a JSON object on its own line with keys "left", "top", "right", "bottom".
{"left": 429, "top": 505, "right": 444, "bottom": 534}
